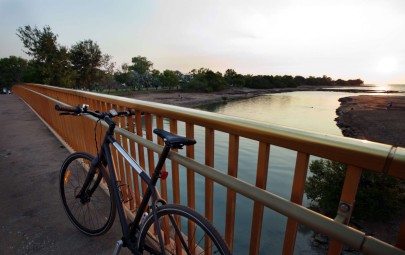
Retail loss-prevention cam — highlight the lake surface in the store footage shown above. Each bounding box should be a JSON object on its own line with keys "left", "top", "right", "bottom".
{"left": 200, "top": 91, "right": 347, "bottom": 136}
{"left": 199, "top": 84, "right": 405, "bottom": 136}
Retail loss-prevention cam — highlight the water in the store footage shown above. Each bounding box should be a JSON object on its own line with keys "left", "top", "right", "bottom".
{"left": 191, "top": 84, "right": 405, "bottom": 254}
{"left": 200, "top": 91, "right": 346, "bottom": 136}
{"left": 137, "top": 84, "right": 404, "bottom": 254}
{"left": 195, "top": 92, "right": 350, "bottom": 254}
{"left": 199, "top": 84, "right": 405, "bottom": 136}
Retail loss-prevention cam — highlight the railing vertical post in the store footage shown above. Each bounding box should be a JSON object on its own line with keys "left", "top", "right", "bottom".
{"left": 155, "top": 115, "right": 171, "bottom": 246}
{"left": 135, "top": 110, "right": 147, "bottom": 193}
{"left": 249, "top": 142, "right": 270, "bottom": 255}
{"left": 282, "top": 152, "right": 310, "bottom": 254}
{"left": 205, "top": 128, "right": 215, "bottom": 220}
{"left": 225, "top": 134, "right": 239, "bottom": 251}
{"left": 111, "top": 104, "right": 124, "bottom": 181}
{"left": 127, "top": 113, "right": 141, "bottom": 206}
{"left": 205, "top": 128, "right": 215, "bottom": 255}
{"left": 145, "top": 113, "right": 155, "bottom": 176}
{"left": 169, "top": 119, "right": 183, "bottom": 254}
{"left": 186, "top": 123, "right": 196, "bottom": 251}
{"left": 156, "top": 115, "right": 168, "bottom": 201}
{"left": 169, "top": 119, "right": 180, "bottom": 204}
{"left": 328, "top": 165, "right": 362, "bottom": 255}
{"left": 118, "top": 106, "right": 132, "bottom": 209}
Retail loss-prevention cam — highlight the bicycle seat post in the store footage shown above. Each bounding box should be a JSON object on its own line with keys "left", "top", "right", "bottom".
{"left": 150, "top": 144, "right": 171, "bottom": 185}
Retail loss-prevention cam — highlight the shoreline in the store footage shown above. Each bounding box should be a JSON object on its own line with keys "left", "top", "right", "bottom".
{"left": 126, "top": 87, "right": 300, "bottom": 108}
{"left": 126, "top": 87, "right": 405, "bottom": 147}
{"left": 126, "top": 86, "right": 401, "bottom": 108}
{"left": 335, "top": 95, "right": 405, "bottom": 147}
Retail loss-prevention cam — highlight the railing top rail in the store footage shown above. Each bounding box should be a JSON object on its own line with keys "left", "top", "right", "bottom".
{"left": 20, "top": 83, "right": 405, "bottom": 179}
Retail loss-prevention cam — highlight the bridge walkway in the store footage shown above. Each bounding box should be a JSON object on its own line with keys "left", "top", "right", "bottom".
{"left": 0, "top": 94, "right": 130, "bottom": 255}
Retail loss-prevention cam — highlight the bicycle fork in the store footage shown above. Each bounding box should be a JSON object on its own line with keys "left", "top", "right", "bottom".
{"left": 75, "top": 157, "right": 102, "bottom": 203}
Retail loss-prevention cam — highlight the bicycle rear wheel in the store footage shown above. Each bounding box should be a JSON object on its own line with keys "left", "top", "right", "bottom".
{"left": 137, "top": 204, "right": 231, "bottom": 255}
{"left": 59, "top": 152, "right": 116, "bottom": 236}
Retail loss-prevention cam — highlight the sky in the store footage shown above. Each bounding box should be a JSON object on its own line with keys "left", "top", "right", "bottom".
{"left": 1, "top": 0, "right": 404, "bottom": 84}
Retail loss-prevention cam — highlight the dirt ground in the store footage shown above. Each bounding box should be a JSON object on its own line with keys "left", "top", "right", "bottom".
{"left": 335, "top": 95, "right": 405, "bottom": 147}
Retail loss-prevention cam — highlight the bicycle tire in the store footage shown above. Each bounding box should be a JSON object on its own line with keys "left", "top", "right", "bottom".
{"left": 59, "top": 152, "right": 116, "bottom": 236}
{"left": 137, "top": 204, "right": 231, "bottom": 255}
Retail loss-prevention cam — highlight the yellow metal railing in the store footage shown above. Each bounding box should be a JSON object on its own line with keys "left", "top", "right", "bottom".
{"left": 13, "top": 83, "right": 405, "bottom": 255}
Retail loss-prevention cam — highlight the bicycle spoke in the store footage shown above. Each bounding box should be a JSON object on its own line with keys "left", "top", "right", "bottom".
{"left": 60, "top": 153, "right": 116, "bottom": 236}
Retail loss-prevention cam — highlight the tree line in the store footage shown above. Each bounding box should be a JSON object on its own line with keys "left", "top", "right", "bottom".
{"left": 0, "top": 25, "right": 364, "bottom": 91}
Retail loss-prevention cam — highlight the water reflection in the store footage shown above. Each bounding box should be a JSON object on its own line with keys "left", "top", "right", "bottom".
{"left": 198, "top": 91, "right": 352, "bottom": 136}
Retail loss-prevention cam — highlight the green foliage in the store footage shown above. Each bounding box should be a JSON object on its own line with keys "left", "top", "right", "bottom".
{"left": 0, "top": 56, "right": 28, "bottom": 87}
{"left": 159, "top": 70, "right": 179, "bottom": 90}
{"left": 69, "top": 40, "right": 103, "bottom": 88}
{"left": 224, "top": 69, "right": 245, "bottom": 87}
{"left": 335, "top": 79, "right": 364, "bottom": 86}
{"left": 305, "top": 159, "right": 405, "bottom": 220}
{"left": 130, "top": 56, "right": 153, "bottom": 74}
{"left": 182, "top": 79, "right": 207, "bottom": 92}
{"left": 305, "top": 160, "right": 346, "bottom": 216}
{"left": 183, "top": 68, "right": 227, "bottom": 92}
{"left": 16, "top": 25, "right": 73, "bottom": 87}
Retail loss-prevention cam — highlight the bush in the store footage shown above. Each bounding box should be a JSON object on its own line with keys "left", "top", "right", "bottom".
{"left": 305, "top": 159, "right": 405, "bottom": 220}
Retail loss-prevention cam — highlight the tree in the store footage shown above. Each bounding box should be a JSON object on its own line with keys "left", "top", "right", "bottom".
{"left": 130, "top": 56, "right": 153, "bottom": 74}
{"left": 151, "top": 69, "right": 161, "bottom": 90}
{"left": 69, "top": 40, "right": 103, "bottom": 88}
{"left": 139, "top": 72, "right": 153, "bottom": 90}
{"left": 224, "top": 69, "right": 245, "bottom": 87}
{"left": 0, "top": 56, "right": 28, "bottom": 88}
{"left": 186, "top": 68, "right": 227, "bottom": 92}
{"left": 16, "top": 25, "right": 73, "bottom": 86}
{"left": 96, "top": 54, "right": 117, "bottom": 91}
{"left": 305, "top": 159, "right": 405, "bottom": 220}
{"left": 159, "top": 70, "right": 179, "bottom": 90}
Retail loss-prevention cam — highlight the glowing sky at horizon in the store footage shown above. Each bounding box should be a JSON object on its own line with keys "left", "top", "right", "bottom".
{"left": 1, "top": 0, "right": 404, "bottom": 84}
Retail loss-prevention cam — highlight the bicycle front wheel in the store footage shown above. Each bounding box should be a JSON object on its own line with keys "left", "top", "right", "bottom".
{"left": 137, "top": 204, "right": 231, "bottom": 255}
{"left": 59, "top": 152, "right": 116, "bottom": 236}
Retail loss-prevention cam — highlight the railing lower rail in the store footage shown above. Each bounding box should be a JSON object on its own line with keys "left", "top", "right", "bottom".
{"left": 13, "top": 83, "right": 405, "bottom": 255}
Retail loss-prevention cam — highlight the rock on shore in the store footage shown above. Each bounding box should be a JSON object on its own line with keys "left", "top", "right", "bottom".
{"left": 335, "top": 95, "right": 405, "bottom": 147}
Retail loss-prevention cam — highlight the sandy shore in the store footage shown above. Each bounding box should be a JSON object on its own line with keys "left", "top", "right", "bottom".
{"left": 126, "top": 87, "right": 298, "bottom": 107}
{"left": 336, "top": 95, "right": 405, "bottom": 147}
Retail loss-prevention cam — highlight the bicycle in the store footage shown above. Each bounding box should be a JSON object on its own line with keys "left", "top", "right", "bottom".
{"left": 55, "top": 104, "right": 231, "bottom": 255}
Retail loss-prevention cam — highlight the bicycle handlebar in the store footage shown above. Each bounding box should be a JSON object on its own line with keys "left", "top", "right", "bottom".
{"left": 54, "top": 104, "right": 135, "bottom": 120}
{"left": 55, "top": 104, "right": 82, "bottom": 114}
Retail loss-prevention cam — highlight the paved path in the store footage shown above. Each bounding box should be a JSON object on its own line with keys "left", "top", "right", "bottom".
{"left": 0, "top": 94, "right": 130, "bottom": 254}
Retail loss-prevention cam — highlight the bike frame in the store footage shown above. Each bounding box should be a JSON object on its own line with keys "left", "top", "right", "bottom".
{"left": 78, "top": 116, "right": 171, "bottom": 253}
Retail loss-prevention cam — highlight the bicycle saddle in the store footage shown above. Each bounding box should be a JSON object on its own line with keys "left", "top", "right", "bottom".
{"left": 153, "top": 129, "right": 196, "bottom": 149}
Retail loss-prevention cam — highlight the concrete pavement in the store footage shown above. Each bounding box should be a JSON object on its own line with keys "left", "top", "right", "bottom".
{"left": 0, "top": 94, "right": 130, "bottom": 255}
